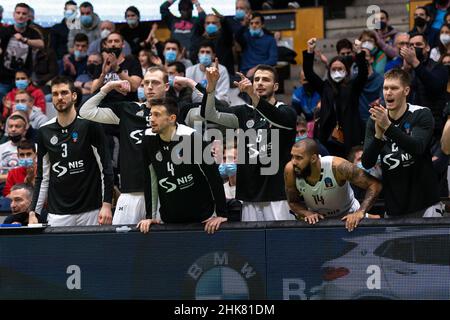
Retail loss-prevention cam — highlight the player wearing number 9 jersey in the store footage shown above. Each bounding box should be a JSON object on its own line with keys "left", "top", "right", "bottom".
{"left": 29, "top": 76, "right": 114, "bottom": 226}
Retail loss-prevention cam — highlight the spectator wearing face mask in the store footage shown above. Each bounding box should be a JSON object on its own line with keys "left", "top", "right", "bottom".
{"left": 295, "top": 116, "right": 329, "bottom": 156}
{"left": 236, "top": 12, "right": 278, "bottom": 78}
{"left": 440, "top": 52, "right": 450, "bottom": 96}
{"left": 62, "top": 33, "right": 89, "bottom": 81}
{"left": 160, "top": 0, "right": 206, "bottom": 55}
{"left": 162, "top": 39, "right": 193, "bottom": 70}
{"left": 67, "top": 2, "right": 101, "bottom": 52}
{"left": 218, "top": 145, "right": 237, "bottom": 200}
{"left": 120, "top": 6, "right": 150, "bottom": 56}
{"left": 430, "top": 23, "right": 450, "bottom": 61}
{"left": 88, "top": 21, "right": 132, "bottom": 56}
{"left": 410, "top": 6, "right": 439, "bottom": 49}
{"left": 358, "top": 30, "right": 387, "bottom": 75}
{"left": 166, "top": 61, "right": 192, "bottom": 109}
{"left": 3, "top": 140, "right": 36, "bottom": 197}
{"left": 186, "top": 42, "right": 230, "bottom": 104}
{"left": 13, "top": 90, "right": 48, "bottom": 130}
{"left": 51, "top": 1, "right": 79, "bottom": 61}
{"left": 75, "top": 53, "right": 102, "bottom": 96}
{"left": 3, "top": 70, "right": 45, "bottom": 119}
{"left": 384, "top": 32, "right": 410, "bottom": 72}
{"left": 228, "top": 0, "right": 252, "bottom": 35}
{"left": 190, "top": 13, "right": 235, "bottom": 77}
{"left": 303, "top": 38, "right": 368, "bottom": 157}
{"left": 401, "top": 33, "right": 448, "bottom": 139}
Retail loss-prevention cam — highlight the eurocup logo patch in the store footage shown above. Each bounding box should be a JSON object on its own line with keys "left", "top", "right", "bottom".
{"left": 182, "top": 251, "right": 264, "bottom": 299}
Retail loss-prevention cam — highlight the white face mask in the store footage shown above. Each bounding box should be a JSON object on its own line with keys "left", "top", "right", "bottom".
{"left": 440, "top": 34, "right": 450, "bottom": 45}
{"left": 330, "top": 70, "right": 346, "bottom": 82}
{"left": 362, "top": 41, "right": 375, "bottom": 51}
{"left": 101, "top": 29, "right": 111, "bottom": 39}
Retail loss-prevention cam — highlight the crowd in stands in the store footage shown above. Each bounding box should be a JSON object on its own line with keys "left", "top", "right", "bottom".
{"left": 1, "top": 0, "right": 450, "bottom": 233}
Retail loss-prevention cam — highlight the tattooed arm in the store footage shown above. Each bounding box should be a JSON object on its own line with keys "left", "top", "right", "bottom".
{"left": 333, "top": 157, "right": 382, "bottom": 231}
{"left": 284, "top": 162, "right": 324, "bottom": 224}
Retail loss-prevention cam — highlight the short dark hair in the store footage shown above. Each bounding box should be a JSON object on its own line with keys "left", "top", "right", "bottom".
{"left": 74, "top": 32, "right": 89, "bottom": 44}
{"left": 8, "top": 114, "right": 27, "bottom": 125}
{"left": 15, "top": 69, "right": 31, "bottom": 78}
{"left": 198, "top": 40, "right": 216, "bottom": 54}
{"left": 17, "top": 140, "right": 36, "bottom": 153}
{"left": 294, "top": 138, "right": 319, "bottom": 156}
{"left": 11, "top": 183, "right": 34, "bottom": 198}
{"left": 416, "top": 6, "right": 430, "bottom": 17}
{"left": 384, "top": 68, "right": 411, "bottom": 87}
{"left": 150, "top": 97, "right": 179, "bottom": 118}
{"left": 15, "top": 3, "right": 30, "bottom": 12}
{"left": 167, "top": 61, "right": 186, "bottom": 75}
{"left": 380, "top": 9, "right": 389, "bottom": 19}
{"left": 106, "top": 31, "right": 124, "bottom": 42}
{"left": 15, "top": 89, "right": 33, "bottom": 101}
{"left": 347, "top": 145, "right": 363, "bottom": 163}
{"left": 164, "top": 38, "right": 182, "bottom": 51}
{"left": 409, "top": 32, "right": 428, "bottom": 46}
{"left": 147, "top": 66, "right": 169, "bottom": 84}
{"left": 179, "top": 0, "right": 193, "bottom": 11}
{"left": 65, "top": 1, "right": 77, "bottom": 7}
{"left": 51, "top": 76, "right": 76, "bottom": 93}
{"left": 336, "top": 39, "right": 353, "bottom": 54}
{"left": 253, "top": 64, "right": 278, "bottom": 83}
{"left": 251, "top": 12, "right": 265, "bottom": 24}
{"left": 125, "top": 6, "right": 140, "bottom": 18}
{"left": 80, "top": 2, "right": 93, "bottom": 10}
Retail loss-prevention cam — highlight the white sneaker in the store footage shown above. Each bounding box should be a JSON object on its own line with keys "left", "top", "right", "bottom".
{"left": 288, "top": 2, "right": 300, "bottom": 8}
{"left": 262, "top": 2, "right": 273, "bottom": 10}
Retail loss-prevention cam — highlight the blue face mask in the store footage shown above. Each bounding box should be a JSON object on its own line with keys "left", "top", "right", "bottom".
{"left": 249, "top": 27, "right": 263, "bottom": 37}
{"left": 74, "top": 50, "right": 87, "bottom": 59}
{"left": 235, "top": 9, "right": 246, "bottom": 20}
{"left": 165, "top": 50, "right": 177, "bottom": 63}
{"left": 219, "top": 163, "right": 237, "bottom": 178}
{"left": 15, "top": 103, "right": 28, "bottom": 112}
{"left": 199, "top": 53, "right": 212, "bottom": 66}
{"left": 137, "top": 87, "right": 146, "bottom": 101}
{"left": 205, "top": 23, "right": 219, "bottom": 35}
{"left": 80, "top": 14, "right": 93, "bottom": 27}
{"left": 168, "top": 75, "right": 175, "bottom": 87}
{"left": 19, "top": 158, "right": 34, "bottom": 167}
{"left": 64, "top": 9, "right": 76, "bottom": 20}
{"left": 295, "top": 133, "right": 308, "bottom": 143}
{"left": 15, "top": 21, "right": 27, "bottom": 29}
{"left": 15, "top": 79, "right": 28, "bottom": 90}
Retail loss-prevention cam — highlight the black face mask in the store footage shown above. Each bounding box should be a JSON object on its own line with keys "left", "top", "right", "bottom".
{"left": 86, "top": 63, "right": 102, "bottom": 78}
{"left": 414, "top": 17, "right": 427, "bottom": 28}
{"left": 415, "top": 47, "right": 425, "bottom": 62}
{"left": 377, "top": 21, "right": 387, "bottom": 30}
{"left": 10, "top": 134, "right": 22, "bottom": 143}
{"left": 103, "top": 47, "right": 122, "bottom": 58}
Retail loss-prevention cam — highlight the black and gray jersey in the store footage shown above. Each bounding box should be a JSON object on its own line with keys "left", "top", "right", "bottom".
{"left": 80, "top": 91, "right": 151, "bottom": 192}
{"left": 203, "top": 94, "right": 297, "bottom": 202}
{"left": 31, "top": 116, "right": 114, "bottom": 215}
{"left": 142, "top": 124, "right": 227, "bottom": 223}
{"left": 362, "top": 104, "right": 439, "bottom": 216}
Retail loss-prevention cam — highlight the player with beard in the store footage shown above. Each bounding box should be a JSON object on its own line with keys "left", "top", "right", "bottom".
{"left": 284, "top": 138, "right": 382, "bottom": 231}
{"left": 29, "top": 76, "right": 114, "bottom": 226}
{"left": 203, "top": 61, "right": 297, "bottom": 221}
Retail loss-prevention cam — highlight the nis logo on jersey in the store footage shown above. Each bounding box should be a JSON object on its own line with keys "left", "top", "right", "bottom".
{"left": 159, "top": 174, "right": 194, "bottom": 193}
{"left": 52, "top": 160, "right": 84, "bottom": 177}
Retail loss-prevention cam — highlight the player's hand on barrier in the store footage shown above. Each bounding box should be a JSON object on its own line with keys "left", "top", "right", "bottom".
{"left": 203, "top": 216, "right": 227, "bottom": 234}
{"left": 137, "top": 219, "right": 161, "bottom": 234}
{"left": 303, "top": 213, "right": 324, "bottom": 225}
{"left": 342, "top": 210, "right": 364, "bottom": 232}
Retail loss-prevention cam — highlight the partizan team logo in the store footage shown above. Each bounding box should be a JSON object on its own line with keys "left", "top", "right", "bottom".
{"left": 182, "top": 251, "right": 264, "bottom": 299}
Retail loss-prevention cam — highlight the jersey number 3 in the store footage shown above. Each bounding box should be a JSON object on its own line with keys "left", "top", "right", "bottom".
{"left": 61, "top": 143, "right": 68, "bottom": 158}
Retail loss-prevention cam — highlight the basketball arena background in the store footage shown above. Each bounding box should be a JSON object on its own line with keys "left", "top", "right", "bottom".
{"left": 1, "top": 219, "right": 449, "bottom": 299}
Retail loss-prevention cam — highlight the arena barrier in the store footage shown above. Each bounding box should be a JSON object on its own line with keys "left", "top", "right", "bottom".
{"left": 1, "top": 218, "right": 449, "bottom": 299}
